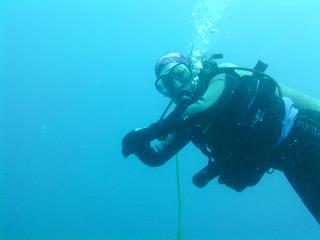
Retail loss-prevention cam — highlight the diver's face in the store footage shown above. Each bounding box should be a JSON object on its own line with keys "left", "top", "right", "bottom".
{"left": 155, "top": 63, "right": 194, "bottom": 101}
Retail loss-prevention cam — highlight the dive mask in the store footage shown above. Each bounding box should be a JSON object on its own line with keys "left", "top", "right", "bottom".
{"left": 155, "top": 63, "right": 192, "bottom": 97}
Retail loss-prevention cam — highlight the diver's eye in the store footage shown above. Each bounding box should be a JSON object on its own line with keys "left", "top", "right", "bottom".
{"left": 170, "top": 66, "right": 190, "bottom": 82}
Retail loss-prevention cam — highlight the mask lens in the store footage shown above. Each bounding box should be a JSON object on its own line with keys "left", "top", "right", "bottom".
{"left": 155, "top": 77, "right": 169, "bottom": 96}
{"left": 170, "top": 64, "right": 191, "bottom": 83}
{"left": 171, "top": 78, "right": 182, "bottom": 90}
{"left": 155, "top": 64, "right": 192, "bottom": 97}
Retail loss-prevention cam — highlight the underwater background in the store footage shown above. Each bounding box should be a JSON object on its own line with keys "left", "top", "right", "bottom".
{"left": 1, "top": 0, "right": 320, "bottom": 239}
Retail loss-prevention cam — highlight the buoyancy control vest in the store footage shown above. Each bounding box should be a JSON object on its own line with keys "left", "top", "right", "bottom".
{"left": 191, "top": 58, "right": 285, "bottom": 183}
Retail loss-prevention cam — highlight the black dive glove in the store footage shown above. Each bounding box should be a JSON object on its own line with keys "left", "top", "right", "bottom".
{"left": 122, "top": 98, "right": 194, "bottom": 158}
{"left": 121, "top": 122, "right": 164, "bottom": 158}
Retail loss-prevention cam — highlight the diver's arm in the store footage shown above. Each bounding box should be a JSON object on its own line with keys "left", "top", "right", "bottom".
{"left": 136, "top": 132, "right": 191, "bottom": 167}
{"left": 182, "top": 73, "right": 226, "bottom": 118}
{"left": 280, "top": 83, "right": 320, "bottom": 112}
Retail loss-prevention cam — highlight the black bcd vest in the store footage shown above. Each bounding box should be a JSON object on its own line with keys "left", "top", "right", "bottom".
{"left": 191, "top": 62, "right": 285, "bottom": 184}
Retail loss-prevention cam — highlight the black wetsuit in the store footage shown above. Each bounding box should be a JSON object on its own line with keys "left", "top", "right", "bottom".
{"left": 126, "top": 67, "right": 320, "bottom": 224}
{"left": 270, "top": 109, "right": 320, "bottom": 224}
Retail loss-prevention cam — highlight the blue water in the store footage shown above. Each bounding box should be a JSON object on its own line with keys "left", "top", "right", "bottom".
{"left": 1, "top": 0, "right": 320, "bottom": 239}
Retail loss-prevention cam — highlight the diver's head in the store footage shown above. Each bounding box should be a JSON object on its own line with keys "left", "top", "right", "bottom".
{"left": 155, "top": 52, "right": 195, "bottom": 103}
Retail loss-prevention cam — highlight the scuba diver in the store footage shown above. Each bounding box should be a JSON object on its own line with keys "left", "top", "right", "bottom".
{"left": 121, "top": 52, "right": 320, "bottom": 224}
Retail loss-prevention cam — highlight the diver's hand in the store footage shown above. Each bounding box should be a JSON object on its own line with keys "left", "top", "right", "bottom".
{"left": 121, "top": 122, "right": 168, "bottom": 158}
{"left": 121, "top": 128, "right": 149, "bottom": 158}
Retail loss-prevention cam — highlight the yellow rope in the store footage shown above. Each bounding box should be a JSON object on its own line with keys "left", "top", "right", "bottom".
{"left": 176, "top": 153, "right": 182, "bottom": 240}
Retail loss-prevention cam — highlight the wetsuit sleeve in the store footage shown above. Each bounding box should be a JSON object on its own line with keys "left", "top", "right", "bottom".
{"left": 135, "top": 74, "right": 226, "bottom": 167}
{"left": 135, "top": 131, "right": 191, "bottom": 167}
{"left": 182, "top": 73, "right": 226, "bottom": 118}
